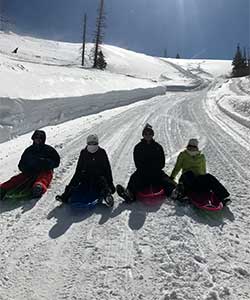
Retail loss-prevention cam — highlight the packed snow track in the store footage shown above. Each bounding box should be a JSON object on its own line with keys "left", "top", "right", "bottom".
{"left": 0, "top": 89, "right": 250, "bottom": 300}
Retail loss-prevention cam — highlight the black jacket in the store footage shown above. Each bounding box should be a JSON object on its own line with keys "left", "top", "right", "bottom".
{"left": 18, "top": 144, "right": 60, "bottom": 175}
{"left": 69, "top": 147, "right": 113, "bottom": 187}
{"left": 134, "top": 139, "right": 165, "bottom": 175}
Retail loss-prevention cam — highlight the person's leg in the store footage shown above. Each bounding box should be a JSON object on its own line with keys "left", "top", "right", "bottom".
{"left": 96, "top": 176, "right": 114, "bottom": 207}
{"left": 96, "top": 176, "right": 111, "bottom": 196}
{"left": 32, "top": 170, "right": 53, "bottom": 197}
{"left": 1, "top": 173, "right": 31, "bottom": 191}
{"left": 117, "top": 171, "right": 142, "bottom": 202}
{"left": 179, "top": 171, "right": 197, "bottom": 193}
{"left": 201, "top": 173, "right": 230, "bottom": 200}
{"left": 127, "top": 171, "right": 146, "bottom": 200}
{"left": 160, "top": 171, "right": 176, "bottom": 197}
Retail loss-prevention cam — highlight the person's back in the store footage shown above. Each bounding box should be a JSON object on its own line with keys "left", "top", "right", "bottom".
{"left": 170, "top": 139, "right": 206, "bottom": 180}
{"left": 134, "top": 138, "right": 165, "bottom": 176}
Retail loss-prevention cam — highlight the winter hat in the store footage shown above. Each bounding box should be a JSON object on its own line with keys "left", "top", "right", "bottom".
{"left": 142, "top": 123, "right": 154, "bottom": 136}
{"left": 31, "top": 130, "right": 46, "bottom": 144}
{"left": 87, "top": 134, "right": 99, "bottom": 144}
{"left": 187, "top": 138, "right": 198, "bottom": 148}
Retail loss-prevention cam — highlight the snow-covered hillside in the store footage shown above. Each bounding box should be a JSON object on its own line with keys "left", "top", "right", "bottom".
{"left": 0, "top": 32, "right": 250, "bottom": 300}
{"left": 0, "top": 32, "right": 234, "bottom": 144}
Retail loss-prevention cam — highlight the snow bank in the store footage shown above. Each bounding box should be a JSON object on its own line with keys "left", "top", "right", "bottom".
{"left": 0, "top": 86, "right": 165, "bottom": 143}
{"left": 208, "top": 76, "right": 250, "bottom": 128}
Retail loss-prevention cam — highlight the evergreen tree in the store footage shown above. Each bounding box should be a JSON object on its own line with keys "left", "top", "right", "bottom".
{"left": 96, "top": 50, "right": 107, "bottom": 70}
{"left": 176, "top": 53, "right": 180, "bottom": 59}
{"left": 232, "top": 44, "right": 248, "bottom": 77}
{"left": 93, "top": 0, "right": 106, "bottom": 68}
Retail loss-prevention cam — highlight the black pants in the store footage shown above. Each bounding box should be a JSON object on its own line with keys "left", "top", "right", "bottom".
{"left": 180, "top": 171, "right": 230, "bottom": 200}
{"left": 127, "top": 170, "right": 176, "bottom": 197}
{"left": 63, "top": 175, "right": 111, "bottom": 201}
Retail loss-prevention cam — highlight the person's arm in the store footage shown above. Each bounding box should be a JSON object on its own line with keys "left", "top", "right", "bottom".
{"left": 40, "top": 146, "right": 60, "bottom": 170}
{"left": 68, "top": 151, "right": 85, "bottom": 187}
{"left": 170, "top": 152, "right": 183, "bottom": 179}
{"left": 18, "top": 147, "right": 39, "bottom": 174}
{"left": 134, "top": 144, "right": 144, "bottom": 170}
{"left": 159, "top": 145, "right": 165, "bottom": 170}
{"left": 103, "top": 150, "right": 114, "bottom": 186}
{"left": 201, "top": 154, "right": 206, "bottom": 174}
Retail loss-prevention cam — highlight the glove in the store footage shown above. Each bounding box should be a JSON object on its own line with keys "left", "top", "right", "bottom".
{"left": 110, "top": 182, "right": 116, "bottom": 194}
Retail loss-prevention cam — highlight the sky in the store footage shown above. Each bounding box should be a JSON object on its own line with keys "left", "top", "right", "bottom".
{"left": 2, "top": 0, "right": 250, "bottom": 59}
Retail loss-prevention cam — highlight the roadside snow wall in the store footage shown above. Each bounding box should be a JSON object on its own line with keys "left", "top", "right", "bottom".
{"left": 0, "top": 86, "right": 165, "bottom": 143}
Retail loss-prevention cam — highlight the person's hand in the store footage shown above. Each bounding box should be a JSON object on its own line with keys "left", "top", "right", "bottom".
{"left": 110, "top": 183, "right": 116, "bottom": 194}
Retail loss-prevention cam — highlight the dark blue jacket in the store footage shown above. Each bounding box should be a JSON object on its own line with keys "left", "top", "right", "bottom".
{"left": 18, "top": 143, "right": 60, "bottom": 175}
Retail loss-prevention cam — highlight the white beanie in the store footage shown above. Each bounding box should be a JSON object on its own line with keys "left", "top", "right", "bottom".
{"left": 87, "top": 134, "right": 99, "bottom": 144}
{"left": 187, "top": 138, "right": 198, "bottom": 147}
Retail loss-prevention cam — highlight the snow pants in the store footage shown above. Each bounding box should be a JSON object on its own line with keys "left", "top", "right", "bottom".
{"left": 179, "top": 171, "right": 230, "bottom": 200}
{"left": 62, "top": 175, "right": 112, "bottom": 202}
{"left": 0, "top": 170, "right": 53, "bottom": 195}
{"left": 127, "top": 170, "right": 176, "bottom": 197}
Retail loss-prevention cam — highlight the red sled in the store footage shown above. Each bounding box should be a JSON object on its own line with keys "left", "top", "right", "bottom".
{"left": 136, "top": 185, "right": 166, "bottom": 205}
{"left": 187, "top": 191, "right": 223, "bottom": 211}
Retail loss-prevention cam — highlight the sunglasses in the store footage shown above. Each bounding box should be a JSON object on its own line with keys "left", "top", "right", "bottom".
{"left": 87, "top": 142, "right": 98, "bottom": 145}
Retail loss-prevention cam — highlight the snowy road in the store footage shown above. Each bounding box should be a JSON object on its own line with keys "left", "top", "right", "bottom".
{"left": 1, "top": 88, "right": 250, "bottom": 300}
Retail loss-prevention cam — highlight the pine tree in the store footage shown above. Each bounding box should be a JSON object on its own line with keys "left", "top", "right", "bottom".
{"left": 96, "top": 50, "right": 107, "bottom": 70}
{"left": 232, "top": 44, "right": 248, "bottom": 77}
{"left": 176, "top": 53, "right": 180, "bottom": 59}
{"left": 93, "top": 0, "right": 106, "bottom": 68}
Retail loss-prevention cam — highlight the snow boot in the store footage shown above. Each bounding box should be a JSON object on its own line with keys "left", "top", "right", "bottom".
{"left": 32, "top": 183, "right": 43, "bottom": 198}
{"left": 170, "top": 183, "right": 185, "bottom": 200}
{"left": 222, "top": 198, "right": 231, "bottom": 206}
{"left": 103, "top": 194, "right": 114, "bottom": 207}
{"left": 116, "top": 184, "right": 134, "bottom": 203}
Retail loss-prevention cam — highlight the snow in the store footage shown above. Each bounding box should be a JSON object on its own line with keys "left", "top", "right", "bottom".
{"left": 0, "top": 32, "right": 250, "bottom": 300}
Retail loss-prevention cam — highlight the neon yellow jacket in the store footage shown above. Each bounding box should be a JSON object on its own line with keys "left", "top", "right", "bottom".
{"left": 170, "top": 150, "right": 206, "bottom": 179}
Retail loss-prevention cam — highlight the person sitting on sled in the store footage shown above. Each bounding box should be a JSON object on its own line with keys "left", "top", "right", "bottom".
{"left": 170, "top": 138, "right": 230, "bottom": 205}
{"left": 117, "top": 124, "right": 176, "bottom": 203}
{"left": 0, "top": 130, "right": 60, "bottom": 200}
{"left": 56, "top": 134, "right": 115, "bottom": 207}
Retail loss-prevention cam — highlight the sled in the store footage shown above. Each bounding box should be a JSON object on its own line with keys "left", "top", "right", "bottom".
{"left": 69, "top": 186, "right": 100, "bottom": 210}
{"left": 4, "top": 189, "right": 32, "bottom": 201}
{"left": 2, "top": 176, "right": 36, "bottom": 202}
{"left": 136, "top": 185, "right": 166, "bottom": 205}
{"left": 187, "top": 191, "right": 223, "bottom": 211}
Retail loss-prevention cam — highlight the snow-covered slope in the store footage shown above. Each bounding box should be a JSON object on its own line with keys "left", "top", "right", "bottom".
{"left": 1, "top": 32, "right": 250, "bottom": 300}
{"left": 0, "top": 31, "right": 224, "bottom": 143}
{"left": 0, "top": 32, "right": 195, "bottom": 100}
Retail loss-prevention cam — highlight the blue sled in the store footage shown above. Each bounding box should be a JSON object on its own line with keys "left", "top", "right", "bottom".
{"left": 69, "top": 185, "right": 100, "bottom": 210}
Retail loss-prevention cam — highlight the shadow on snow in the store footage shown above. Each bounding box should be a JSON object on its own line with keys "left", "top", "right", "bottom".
{"left": 47, "top": 202, "right": 113, "bottom": 239}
